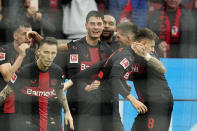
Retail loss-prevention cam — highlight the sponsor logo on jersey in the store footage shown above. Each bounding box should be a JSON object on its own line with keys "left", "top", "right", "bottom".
{"left": 11, "top": 73, "right": 17, "bottom": 83}
{"left": 131, "top": 65, "right": 139, "bottom": 72}
{"left": 70, "top": 54, "right": 78, "bottom": 63}
{"left": 26, "top": 89, "right": 56, "bottom": 97}
{"left": 120, "top": 58, "right": 129, "bottom": 69}
{"left": 30, "top": 80, "right": 37, "bottom": 84}
{"left": 80, "top": 63, "right": 90, "bottom": 71}
{"left": 0, "top": 52, "right": 5, "bottom": 61}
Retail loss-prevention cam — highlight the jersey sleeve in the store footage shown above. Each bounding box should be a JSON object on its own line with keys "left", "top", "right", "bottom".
{"left": 55, "top": 66, "right": 65, "bottom": 89}
{"left": 0, "top": 46, "right": 9, "bottom": 65}
{"left": 109, "top": 60, "right": 131, "bottom": 98}
{"left": 7, "top": 70, "right": 24, "bottom": 90}
{"left": 71, "top": 59, "right": 106, "bottom": 83}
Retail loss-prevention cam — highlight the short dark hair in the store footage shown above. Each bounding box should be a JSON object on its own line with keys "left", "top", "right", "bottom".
{"left": 39, "top": 37, "right": 58, "bottom": 48}
{"left": 86, "top": 10, "right": 104, "bottom": 23}
{"left": 117, "top": 21, "right": 138, "bottom": 38}
{"left": 13, "top": 22, "right": 32, "bottom": 34}
{"left": 135, "top": 28, "right": 158, "bottom": 42}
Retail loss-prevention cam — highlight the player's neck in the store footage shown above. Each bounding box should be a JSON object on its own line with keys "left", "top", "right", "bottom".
{"left": 13, "top": 41, "right": 20, "bottom": 53}
{"left": 86, "top": 36, "right": 99, "bottom": 46}
{"left": 37, "top": 60, "right": 49, "bottom": 72}
{"left": 101, "top": 37, "right": 113, "bottom": 44}
{"left": 166, "top": 6, "right": 178, "bottom": 12}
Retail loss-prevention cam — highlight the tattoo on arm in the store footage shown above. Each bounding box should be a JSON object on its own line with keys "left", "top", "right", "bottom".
{"left": 0, "top": 85, "right": 13, "bottom": 105}
{"left": 147, "top": 57, "right": 166, "bottom": 74}
{"left": 55, "top": 88, "right": 70, "bottom": 112}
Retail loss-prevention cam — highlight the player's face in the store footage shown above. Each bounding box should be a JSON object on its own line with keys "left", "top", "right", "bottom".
{"left": 14, "top": 27, "right": 32, "bottom": 46}
{"left": 102, "top": 15, "right": 116, "bottom": 39}
{"left": 165, "top": 0, "right": 181, "bottom": 9}
{"left": 144, "top": 39, "right": 155, "bottom": 54}
{"left": 86, "top": 16, "right": 104, "bottom": 40}
{"left": 37, "top": 43, "right": 57, "bottom": 69}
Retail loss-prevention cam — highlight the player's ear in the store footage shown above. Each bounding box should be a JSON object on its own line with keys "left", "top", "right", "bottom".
{"left": 127, "top": 35, "right": 133, "bottom": 42}
{"left": 36, "top": 49, "right": 40, "bottom": 56}
{"left": 13, "top": 33, "right": 17, "bottom": 40}
{"left": 85, "top": 23, "right": 88, "bottom": 30}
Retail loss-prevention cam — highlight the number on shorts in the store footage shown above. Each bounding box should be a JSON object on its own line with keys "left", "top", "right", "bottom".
{"left": 147, "top": 118, "right": 155, "bottom": 129}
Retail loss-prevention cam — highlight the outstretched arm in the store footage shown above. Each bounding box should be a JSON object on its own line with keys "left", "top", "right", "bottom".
{"left": 0, "top": 85, "right": 13, "bottom": 105}
{"left": 55, "top": 88, "right": 74, "bottom": 130}
{"left": 27, "top": 31, "right": 69, "bottom": 52}
{"left": 146, "top": 54, "right": 166, "bottom": 74}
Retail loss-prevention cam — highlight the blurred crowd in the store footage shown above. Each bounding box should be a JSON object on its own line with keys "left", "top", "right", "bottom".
{"left": 0, "top": 0, "right": 196, "bottom": 58}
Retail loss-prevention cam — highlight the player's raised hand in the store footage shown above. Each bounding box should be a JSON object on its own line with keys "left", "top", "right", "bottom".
{"left": 65, "top": 111, "right": 74, "bottom": 130}
{"left": 18, "top": 43, "right": 30, "bottom": 57}
{"left": 27, "top": 31, "right": 43, "bottom": 43}
{"left": 132, "top": 42, "right": 147, "bottom": 58}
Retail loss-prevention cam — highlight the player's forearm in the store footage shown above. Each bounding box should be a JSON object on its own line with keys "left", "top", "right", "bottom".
{"left": 11, "top": 55, "right": 25, "bottom": 73}
{"left": 146, "top": 55, "right": 166, "bottom": 74}
{"left": 112, "top": 79, "right": 130, "bottom": 98}
{"left": 56, "top": 88, "right": 70, "bottom": 112}
{"left": 0, "top": 85, "right": 13, "bottom": 105}
{"left": 57, "top": 43, "right": 68, "bottom": 52}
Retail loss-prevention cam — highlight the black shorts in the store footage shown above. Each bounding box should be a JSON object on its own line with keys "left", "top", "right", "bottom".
{"left": 0, "top": 113, "right": 16, "bottom": 131}
{"left": 132, "top": 101, "right": 173, "bottom": 131}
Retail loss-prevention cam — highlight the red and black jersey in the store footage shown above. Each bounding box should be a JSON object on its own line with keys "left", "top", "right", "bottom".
{"left": 71, "top": 47, "right": 135, "bottom": 116}
{"left": 0, "top": 43, "right": 35, "bottom": 114}
{"left": 8, "top": 62, "right": 64, "bottom": 131}
{"left": 65, "top": 37, "right": 112, "bottom": 115}
{"left": 131, "top": 52, "right": 173, "bottom": 103}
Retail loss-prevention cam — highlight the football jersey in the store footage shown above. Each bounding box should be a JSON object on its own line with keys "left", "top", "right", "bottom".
{"left": 8, "top": 62, "right": 64, "bottom": 131}
{"left": 0, "top": 43, "right": 35, "bottom": 113}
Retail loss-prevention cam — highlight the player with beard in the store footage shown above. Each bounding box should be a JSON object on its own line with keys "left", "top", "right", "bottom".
{"left": 63, "top": 23, "right": 150, "bottom": 131}
{"left": 0, "top": 37, "right": 74, "bottom": 131}
{"left": 0, "top": 23, "right": 35, "bottom": 131}
{"left": 100, "top": 14, "right": 120, "bottom": 52}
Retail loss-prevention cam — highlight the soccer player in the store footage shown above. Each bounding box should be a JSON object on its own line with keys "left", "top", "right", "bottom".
{"left": 105, "top": 24, "right": 173, "bottom": 131}
{"left": 101, "top": 14, "right": 120, "bottom": 51}
{"left": 64, "top": 10, "right": 113, "bottom": 131}
{"left": 64, "top": 26, "right": 154, "bottom": 131}
{"left": 0, "top": 23, "right": 35, "bottom": 131}
{"left": 0, "top": 37, "right": 74, "bottom": 131}
{"left": 130, "top": 30, "right": 174, "bottom": 131}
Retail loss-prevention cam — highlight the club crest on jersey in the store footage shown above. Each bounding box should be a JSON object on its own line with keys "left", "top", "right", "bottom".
{"left": 0, "top": 52, "right": 5, "bottom": 61}
{"left": 70, "top": 54, "right": 78, "bottom": 63}
{"left": 11, "top": 73, "right": 17, "bottom": 83}
{"left": 51, "top": 79, "right": 57, "bottom": 86}
{"left": 120, "top": 58, "right": 129, "bottom": 69}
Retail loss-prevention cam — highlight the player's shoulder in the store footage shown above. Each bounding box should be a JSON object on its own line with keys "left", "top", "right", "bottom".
{"left": 99, "top": 40, "right": 111, "bottom": 48}
{"left": 20, "top": 62, "right": 35, "bottom": 72}
{"left": 115, "top": 47, "right": 131, "bottom": 56}
{"left": 67, "top": 37, "right": 86, "bottom": 49}
{"left": 50, "top": 63, "right": 63, "bottom": 73}
{"left": 0, "top": 43, "right": 13, "bottom": 52}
